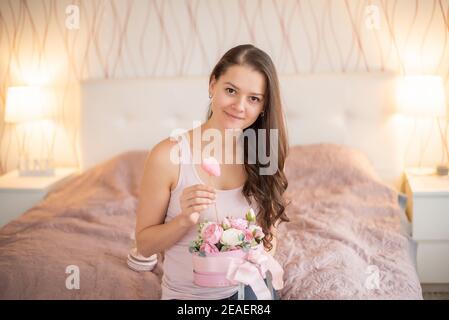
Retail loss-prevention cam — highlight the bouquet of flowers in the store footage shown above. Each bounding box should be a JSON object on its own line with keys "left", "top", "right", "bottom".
{"left": 189, "top": 208, "right": 284, "bottom": 299}
{"left": 188, "top": 157, "right": 284, "bottom": 299}
{"left": 189, "top": 208, "right": 264, "bottom": 256}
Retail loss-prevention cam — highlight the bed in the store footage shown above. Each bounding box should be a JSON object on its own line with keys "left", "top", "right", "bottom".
{"left": 0, "top": 73, "right": 423, "bottom": 299}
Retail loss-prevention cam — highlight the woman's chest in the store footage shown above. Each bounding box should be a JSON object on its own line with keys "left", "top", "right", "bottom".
{"left": 195, "top": 163, "right": 247, "bottom": 190}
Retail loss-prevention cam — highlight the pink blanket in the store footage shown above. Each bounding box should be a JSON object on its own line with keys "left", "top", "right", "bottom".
{"left": 278, "top": 144, "right": 422, "bottom": 299}
{"left": 0, "top": 145, "right": 422, "bottom": 299}
{"left": 0, "top": 151, "right": 162, "bottom": 299}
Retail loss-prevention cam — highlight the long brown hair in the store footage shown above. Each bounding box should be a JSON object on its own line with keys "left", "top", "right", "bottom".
{"left": 207, "top": 44, "right": 290, "bottom": 251}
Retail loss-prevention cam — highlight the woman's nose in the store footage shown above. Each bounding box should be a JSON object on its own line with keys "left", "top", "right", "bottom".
{"left": 234, "top": 96, "right": 246, "bottom": 111}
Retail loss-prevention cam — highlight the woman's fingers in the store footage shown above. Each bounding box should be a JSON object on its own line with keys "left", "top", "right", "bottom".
{"left": 188, "top": 204, "right": 210, "bottom": 214}
{"left": 186, "top": 197, "right": 215, "bottom": 207}
{"left": 184, "top": 184, "right": 216, "bottom": 201}
{"left": 179, "top": 184, "right": 217, "bottom": 218}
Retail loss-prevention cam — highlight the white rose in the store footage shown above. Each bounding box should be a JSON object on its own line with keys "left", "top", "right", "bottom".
{"left": 220, "top": 228, "right": 244, "bottom": 246}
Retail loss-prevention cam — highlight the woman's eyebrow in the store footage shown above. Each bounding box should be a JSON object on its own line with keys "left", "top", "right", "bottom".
{"left": 224, "top": 81, "right": 264, "bottom": 97}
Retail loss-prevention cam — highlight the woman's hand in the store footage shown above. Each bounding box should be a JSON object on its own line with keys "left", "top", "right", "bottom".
{"left": 177, "top": 184, "right": 216, "bottom": 228}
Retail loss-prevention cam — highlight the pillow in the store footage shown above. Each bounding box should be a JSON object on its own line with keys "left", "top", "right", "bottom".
{"left": 285, "top": 143, "right": 383, "bottom": 188}
{"left": 49, "top": 150, "right": 148, "bottom": 200}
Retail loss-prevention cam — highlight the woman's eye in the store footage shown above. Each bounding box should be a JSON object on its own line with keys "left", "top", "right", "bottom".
{"left": 225, "top": 88, "right": 235, "bottom": 94}
{"left": 250, "top": 96, "right": 260, "bottom": 103}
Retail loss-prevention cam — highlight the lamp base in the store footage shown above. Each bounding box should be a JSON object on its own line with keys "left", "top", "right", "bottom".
{"left": 436, "top": 164, "right": 449, "bottom": 176}
{"left": 19, "top": 168, "right": 55, "bottom": 177}
{"left": 18, "top": 158, "right": 55, "bottom": 177}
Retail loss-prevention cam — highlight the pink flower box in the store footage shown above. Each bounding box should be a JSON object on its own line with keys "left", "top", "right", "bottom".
{"left": 192, "top": 248, "right": 259, "bottom": 287}
{"left": 189, "top": 215, "right": 284, "bottom": 299}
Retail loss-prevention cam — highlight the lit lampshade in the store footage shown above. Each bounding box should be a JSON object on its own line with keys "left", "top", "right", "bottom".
{"left": 396, "top": 76, "right": 447, "bottom": 118}
{"left": 4, "top": 86, "right": 47, "bottom": 123}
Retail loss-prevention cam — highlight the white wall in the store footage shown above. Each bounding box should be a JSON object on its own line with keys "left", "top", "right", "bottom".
{"left": 1, "top": 0, "right": 448, "bottom": 174}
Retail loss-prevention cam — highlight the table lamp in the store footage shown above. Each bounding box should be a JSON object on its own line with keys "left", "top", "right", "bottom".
{"left": 4, "top": 86, "right": 55, "bottom": 176}
{"left": 396, "top": 75, "right": 448, "bottom": 175}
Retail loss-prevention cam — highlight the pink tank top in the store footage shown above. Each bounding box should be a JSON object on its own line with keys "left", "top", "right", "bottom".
{"left": 161, "top": 132, "right": 259, "bottom": 300}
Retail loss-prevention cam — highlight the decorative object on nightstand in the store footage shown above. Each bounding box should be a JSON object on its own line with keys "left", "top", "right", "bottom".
{"left": 404, "top": 169, "right": 449, "bottom": 284}
{"left": 396, "top": 75, "right": 447, "bottom": 176}
{"left": 0, "top": 167, "right": 78, "bottom": 228}
{"left": 4, "top": 85, "right": 55, "bottom": 177}
{"left": 436, "top": 115, "right": 449, "bottom": 176}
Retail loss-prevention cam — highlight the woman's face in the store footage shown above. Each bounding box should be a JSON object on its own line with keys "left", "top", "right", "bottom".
{"left": 209, "top": 65, "right": 266, "bottom": 130}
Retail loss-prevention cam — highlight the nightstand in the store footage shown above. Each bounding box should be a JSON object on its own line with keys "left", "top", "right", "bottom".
{"left": 404, "top": 170, "right": 449, "bottom": 284}
{"left": 0, "top": 167, "right": 79, "bottom": 228}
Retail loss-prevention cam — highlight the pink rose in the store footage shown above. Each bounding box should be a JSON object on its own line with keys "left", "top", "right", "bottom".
{"left": 200, "top": 223, "right": 223, "bottom": 245}
{"left": 199, "top": 242, "right": 219, "bottom": 254}
{"left": 229, "top": 218, "right": 248, "bottom": 231}
{"left": 243, "top": 229, "right": 254, "bottom": 242}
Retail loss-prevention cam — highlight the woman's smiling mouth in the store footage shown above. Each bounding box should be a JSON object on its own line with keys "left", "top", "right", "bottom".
{"left": 224, "top": 110, "right": 244, "bottom": 120}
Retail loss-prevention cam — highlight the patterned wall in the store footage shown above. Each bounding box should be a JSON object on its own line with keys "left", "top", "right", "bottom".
{"left": 1, "top": 0, "right": 449, "bottom": 174}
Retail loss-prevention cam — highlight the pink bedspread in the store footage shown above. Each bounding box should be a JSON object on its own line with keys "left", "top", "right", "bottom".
{"left": 279, "top": 144, "right": 422, "bottom": 299}
{"left": 0, "top": 151, "right": 162, "bottom": 299}
{"left": 0, "top": 145, "right": 422, "bottom": 299}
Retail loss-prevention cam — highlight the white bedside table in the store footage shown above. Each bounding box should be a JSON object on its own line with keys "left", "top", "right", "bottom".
{"left": 404, "top": 170, "right": 449, "bottom": 284}
{"left": 0, "top": 167, "right": 79, "bottom": 228}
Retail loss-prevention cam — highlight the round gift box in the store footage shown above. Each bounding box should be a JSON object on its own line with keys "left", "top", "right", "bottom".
{"left": 192, "top": 249, "right": 246, "bottom": 287}
{"left": 192, "top": 245, "right": 264, "bottom": 287}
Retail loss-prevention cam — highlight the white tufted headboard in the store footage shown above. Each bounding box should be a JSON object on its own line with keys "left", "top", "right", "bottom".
{"left": 79, "top": 72, "right": 404, "bottom": 190}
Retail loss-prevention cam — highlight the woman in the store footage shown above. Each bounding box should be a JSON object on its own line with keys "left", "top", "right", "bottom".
{"left": 135, "top": 44, "right": 289, "bottom": 300}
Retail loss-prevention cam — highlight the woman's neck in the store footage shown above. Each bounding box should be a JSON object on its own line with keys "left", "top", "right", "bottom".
{"left": 192, "top": 120, "right": 244, "bottom": 165}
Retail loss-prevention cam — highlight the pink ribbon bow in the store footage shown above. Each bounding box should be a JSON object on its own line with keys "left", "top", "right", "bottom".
{"left": 226, "top": 249, "right": 284, "bottom": 300}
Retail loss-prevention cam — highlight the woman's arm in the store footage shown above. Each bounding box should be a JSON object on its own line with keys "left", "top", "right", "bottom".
{"left": 135, "top": 139, "right": 189, "bottom": 257}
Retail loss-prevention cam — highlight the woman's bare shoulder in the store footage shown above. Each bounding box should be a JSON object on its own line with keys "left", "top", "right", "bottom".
{"left": 144, "top": 137, "right": 181, "bottom": 191}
